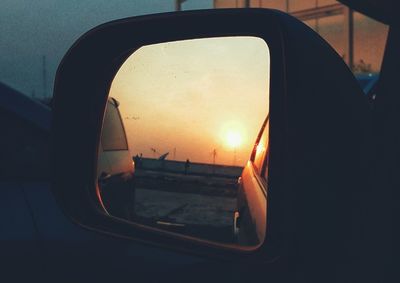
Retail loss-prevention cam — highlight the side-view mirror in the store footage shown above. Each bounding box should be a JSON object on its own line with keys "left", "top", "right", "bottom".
{"left": 53, "top": 8, "right": 371, "bottom": 275}
{"left": 98, "top": 36, "right": 270, "bottom": 248}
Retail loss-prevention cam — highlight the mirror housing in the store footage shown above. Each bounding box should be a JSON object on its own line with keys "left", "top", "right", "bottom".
{"left": 53, "top": 8, "right": 371, "bottom": 272}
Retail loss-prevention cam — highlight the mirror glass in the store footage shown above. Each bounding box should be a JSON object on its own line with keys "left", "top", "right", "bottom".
{"left": 98, "top": 36, "right": 270, "bottom": 247}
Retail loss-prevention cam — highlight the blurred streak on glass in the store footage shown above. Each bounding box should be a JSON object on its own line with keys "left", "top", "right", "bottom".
{"left": 97, "top": 36, "right": 270, "bottom": 247}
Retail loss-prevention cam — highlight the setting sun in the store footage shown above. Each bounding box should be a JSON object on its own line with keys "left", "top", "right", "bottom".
{"left": 111, "top": 36, "right": 270, "bottom": 166}
{"left": 226, "top": 131, "right": 242, "bottom": 149}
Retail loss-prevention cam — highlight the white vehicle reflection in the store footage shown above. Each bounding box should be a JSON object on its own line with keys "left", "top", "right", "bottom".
{"left": 97, "top": 98, "right": 135, "bottom": 220}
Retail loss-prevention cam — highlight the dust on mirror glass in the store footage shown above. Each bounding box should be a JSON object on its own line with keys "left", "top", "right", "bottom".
{"left": 97, "top": 36, "right": 270, "bottom": 247}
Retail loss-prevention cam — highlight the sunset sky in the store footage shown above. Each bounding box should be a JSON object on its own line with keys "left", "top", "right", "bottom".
{"left": 109, "top": 36, "right": 270, "bottom": 166}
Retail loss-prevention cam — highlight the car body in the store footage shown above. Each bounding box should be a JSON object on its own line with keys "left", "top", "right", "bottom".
{"left": 1, "top": 1, "right": 395, "bottom": 282}
{"left": 97, "top": 97, "right": 136, "bottom": 220}
{"left": 234, "top": 117, "right": 269, "bottom": 246}
{"left": 0, "top": 82, "right": 50, "bottom": 180}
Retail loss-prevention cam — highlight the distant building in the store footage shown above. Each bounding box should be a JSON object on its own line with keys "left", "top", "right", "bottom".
{"left": 214, "top": 0, "right": 388, "bottom": 73}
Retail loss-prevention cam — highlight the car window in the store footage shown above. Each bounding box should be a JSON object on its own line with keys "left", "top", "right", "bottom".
{"left": 252, "top": 118, "right": 269, "bottom": 176}
{"left": 101, "top": 101, "right": 128, "bottom": 151}
{"left": 215, "top": 1, "right": 389, "bottom": 77}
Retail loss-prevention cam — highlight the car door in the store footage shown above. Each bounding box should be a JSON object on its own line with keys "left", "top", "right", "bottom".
{"left": 47, "top": 5, "right": 390, "bottom": 283}
{"left": 340, "top": 0, "right": 395, "bottom": 281}
{"left": 0, "top": 83, "right": 50, "bottom": 281}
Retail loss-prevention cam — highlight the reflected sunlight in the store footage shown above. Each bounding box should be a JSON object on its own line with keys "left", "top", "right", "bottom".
{"left": 110, "top": 36, "right": 270, "bottom": 166}
{"left": 226, "top": 131, "right": 242, "bottom": 149}
{"left": 101, "top": 35, "right": 270, "bottom": 246}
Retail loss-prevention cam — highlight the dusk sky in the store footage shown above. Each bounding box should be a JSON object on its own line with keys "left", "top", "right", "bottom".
{"left": 0, "top": 1, "right": 212, "bottom": 98}
{"left": 110, "top": 36, "right": 270, "bottom": 166}
{"left": 1, "top": 1, "right": 387, "bottom": 99}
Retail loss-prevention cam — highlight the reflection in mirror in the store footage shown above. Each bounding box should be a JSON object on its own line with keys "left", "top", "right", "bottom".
{"left": 98, "top": 36, "right": 270, "bottom": 247}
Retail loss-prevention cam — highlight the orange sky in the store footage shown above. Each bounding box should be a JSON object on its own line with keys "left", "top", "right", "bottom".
{"left": 109, "top": 36, "right": 270, "bottom": 166}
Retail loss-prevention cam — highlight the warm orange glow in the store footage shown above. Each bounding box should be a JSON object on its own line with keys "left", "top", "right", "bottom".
{"left": 110, "top": 36, "right": 270, "bottom": 166}
{"left": 256, "top": 143, "right": 265, "bottom": 156}
{"left": 226, "top": 131, "right": 242, "bottom": 148}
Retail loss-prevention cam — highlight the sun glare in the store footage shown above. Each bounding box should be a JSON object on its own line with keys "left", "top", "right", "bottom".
{"left": 226, "top": 131, "right": 242, "bottom": 148}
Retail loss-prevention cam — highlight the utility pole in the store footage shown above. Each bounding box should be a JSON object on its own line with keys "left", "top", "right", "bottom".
{"left": 315, "top": 0, "right": 319, "bottom": 33}
{"left": 42, "top": 55, "right": 47, "bottom": 99}
{"left": 348, "top": 8, "right": 354, "bottom": 70}
{"left": 173, "top": 147, "right": 176, "bottom": 160}
{"left": 345, "top": 7, "right": 354, "bottom": 70}
{"left": 211, "top": 148, "right": 217, "bottom": 175}
{"left": 212, "top": 149, "right": 217, "bottom": 165}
